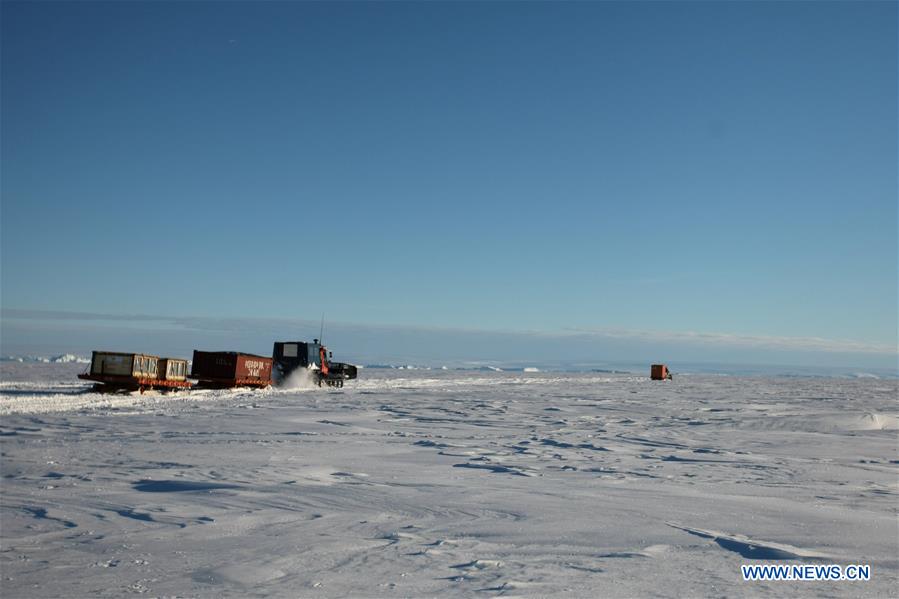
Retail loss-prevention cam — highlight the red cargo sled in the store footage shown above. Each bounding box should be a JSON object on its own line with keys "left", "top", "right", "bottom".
{"left": 190, "top": 351, "right": 272, "bottom": 388}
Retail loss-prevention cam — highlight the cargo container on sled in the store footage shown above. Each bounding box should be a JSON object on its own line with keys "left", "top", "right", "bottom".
{"left": 78, "top": 351, "right": 192, "bottom": 392}
{"left": 190, "top": 351, "right": 272, "bottom": 388}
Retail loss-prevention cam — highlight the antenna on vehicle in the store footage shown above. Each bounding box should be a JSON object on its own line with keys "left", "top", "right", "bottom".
{"left": 319, "top": 313, "right": 325, "bottom": 346}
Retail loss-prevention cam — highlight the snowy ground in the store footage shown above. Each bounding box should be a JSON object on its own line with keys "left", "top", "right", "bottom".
{"left": 1, "top": 363, "right": 897, "bottom": 597}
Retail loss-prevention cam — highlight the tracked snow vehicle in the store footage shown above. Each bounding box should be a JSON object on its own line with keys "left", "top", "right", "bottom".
{"left": 272, "top": 340, "right": 357, "bottom": 388}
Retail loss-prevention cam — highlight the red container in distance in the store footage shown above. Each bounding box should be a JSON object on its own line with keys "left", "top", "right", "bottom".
{"left": 650, "top": 364, "right": 672, "bottom": 380}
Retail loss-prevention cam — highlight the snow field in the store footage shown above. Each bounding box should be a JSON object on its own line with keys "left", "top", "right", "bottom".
{"left": 1, "top": 365, "right": 896, "bottom": 597}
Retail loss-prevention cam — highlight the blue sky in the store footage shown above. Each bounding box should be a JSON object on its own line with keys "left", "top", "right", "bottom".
{"left": 1, "top": 1, "right": 896, "bottom": 369}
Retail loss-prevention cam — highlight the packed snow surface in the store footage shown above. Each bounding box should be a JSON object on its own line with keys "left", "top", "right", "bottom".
{"left": 1, "top": 363, "right": 896, "bottom": 597}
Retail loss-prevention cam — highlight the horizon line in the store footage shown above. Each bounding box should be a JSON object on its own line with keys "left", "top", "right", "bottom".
{"left": 2, "top": 307, "right": 895, "bottom": 356}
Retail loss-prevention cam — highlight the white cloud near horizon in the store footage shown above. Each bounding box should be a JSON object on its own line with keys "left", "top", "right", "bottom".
{"left": 562, "top": 327, "right": 897, "bottom": 355}
{"left": 3, "top": 308, "right": 896, "bottom": 357}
